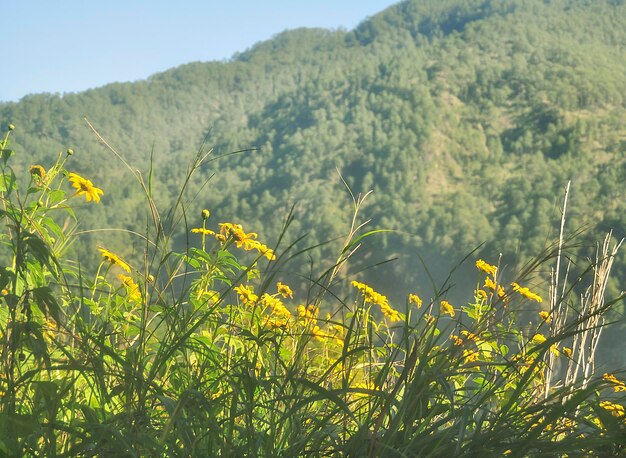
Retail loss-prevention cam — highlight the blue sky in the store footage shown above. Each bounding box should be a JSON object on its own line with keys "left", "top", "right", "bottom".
{"left": 3, "top": 0, "right": 398, "bottom": 102}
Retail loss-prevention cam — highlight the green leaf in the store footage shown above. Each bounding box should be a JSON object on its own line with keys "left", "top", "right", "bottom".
{"left": 46, "top": 189, "right": 66, "bottom": 206}
{"left": 22, "top": 233, "right": 53, "bottom": 269}
{"left": 341, "top": 229, "right": 394, "bottom": 256}
{"left": 33, "top": 381, "right": 60, "bottom": 419}
{"left": 0, "top": 413, "right": 39, "bottom": 439}
{"left": 32, "top": 286, "right": 62, "bottom": 323}
{"left": 0, "top": 148, "right": 14, "bottom": 163}
{"left": 0, "top": 171, "right": 16, "bottom": 193}
{"left": 40, "top": 216, "right": 64, "bottom": 242}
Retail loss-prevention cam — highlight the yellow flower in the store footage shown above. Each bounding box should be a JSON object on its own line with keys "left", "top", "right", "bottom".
{"left": 118, "top": 274, "right": 141, "bottom": 302}
{"left": 218, "top": 223, "right": 258, "bottom": 249}
{"left": 264, "top": 298, "right": 291, "bottom": 328}
{"left": 216, "top": 223, "right": 276, "bottom": 260}
{"left": 511, "top": 282, "right": 543, "bottom": 303}
{"left": 256, "top": 243, "right": 276, "bottom": 261}
{"left": 98, "top": 247, "right": 131, "bottom": 273}
{"left": 475, "top": 259, "right": 497, "bottom": 276}
{"left": 476, "top": 289, "right": 488, "bottom": 301}
{"left": 191, "top": 227, "right": 215, "bottom": 236}
{"left": 297, "top": 304, "right": 319, "bottom": 325}
{"left": 550, "top": 345, "right": 560, "bottom": 357}
{"left": 603, "top": 373, "right": 626, "bottom": 392}
{"left": 484, "top": 277, "right": 506, "bottom": 298}
{"left": 380, "top": 302, "right": 403, "bottom": 322}
{"left": 277, "top": 281, "right": 293, "bottom": 299}
{"left": 463, "top": 349, "right": 480, "bottom": 363}
{"left": 234, "top": 284, "right": 258, "bottom": 305}
{"left": 450, "top": 335, "right": 464, "bottom": 346}
{"left": 440, "top": 300, "right": 455, "bottom": 317}
{"left": 599, "top": 400, "right": 625, "bottom": 418}
{"left": 562, "top": 347, "right": 573, "bottom": 358}
{"left": 68, "top": 172, "right": 104, "bottom": 203}
{"left": 538, "top": 311, "right": 552, "bottom": 323}
{"left": 461, "top": 330, "right": 480, "bottom": 343}
{"left": 311, "top": 325, "right": 327, "bottom": 341}
{"left": 352, "top": 281, "right": 390, "bottom": 308}
{"left": 532, "top": 334, "right": 547, "bottom": 345}
{"left": 409, "top": 293, "right": 423, "bottom": 308}
{"left": 29, "top": 165, "right": 46, "bottom": 180}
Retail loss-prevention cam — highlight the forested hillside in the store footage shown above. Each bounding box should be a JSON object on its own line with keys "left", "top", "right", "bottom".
{"left": 2, "top": 0, "right": 626, "bottom": 302}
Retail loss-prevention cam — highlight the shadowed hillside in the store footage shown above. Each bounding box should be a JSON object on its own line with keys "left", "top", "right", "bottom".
{"left": 2, "top": 0, "right": 625, "bottom": 320}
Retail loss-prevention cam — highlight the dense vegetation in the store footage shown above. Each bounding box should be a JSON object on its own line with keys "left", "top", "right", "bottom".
{"left": 1, "top": 124, "right": 625, "bottom": 456}
{"left": 2, "top": 0, "right": 626, "bottom": 354}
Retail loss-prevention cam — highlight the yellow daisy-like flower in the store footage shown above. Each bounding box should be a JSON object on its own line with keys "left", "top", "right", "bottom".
{"left": 538, "top": 311, "right": 552, "bottom": 323}
{"left": 68, "top": 172, "right": 104, "bottom": 203}
{"left": 461, "top": 330, "right": 481, "bottom": 343}
{"left": 312, "top": 325, "right": 332, "bottom": 341}
{"left": 98, "top": 247, "right": 131, "bottom": 273}
{"left": 352, "top": 281, "right": 400, "bottom": 321}
{"left": 256, "top": 243, "right": 276, "bottom": 261}
{"left": 511, "top": 282, "right": 543, "bottom": 303}
{"left": 463, "top": 349, "right": 480, "bottom": 363}
{"left": 191, "top": 227, "right": 215, "bottom": 236}
{"left": 450, "top": 334, "right": 464, "bottom": 346}
{"left": 118, "top": 274, "right": 141, "bottom": 302}
{"left": 562, "top": 347, "right": 573, "bottom": 358}
{"left": 532, "top": 334, "right": 547, "bottom": 345}
{"left": 29, "top": 165, "right": 46, "bottom": 180}
{"left": 351, "top": 281, "right": 389, "bottom": 308}
{"left": 408, "top": 293, "right": 423, "bottom": 308}
{"left": 599, "top": 400, "right": 625, "bottom": 418}
{"left": 234, "top": 284, "right": 258, "bottom": 306}
{"left": 218, "top": 223, "right": 258, "bottom": 249}
{"left": 277, "top": 281, "right": 293, "bottom": 299}
{"left": 217, "top": 223, "right": 276, "bottom": 260}
{"left": 380, "top": 302, "right": 403, "bottom": 322}
{"left": 440, "top": 300, "right": 455, "bottom": 317}
{"left": 603, "top": 373, "right": 626, "bottom": 392}
{"left": 484, "top": 277, "right": 506, "bottom": 298}
{"left": 263, "top": 296, "right": 292, "bottom": 328}
{"left": 475, "top": 259, "right": 497, "bottom": 276}
{"left": 297, "top": 304, "right": 319, "bottom": 326}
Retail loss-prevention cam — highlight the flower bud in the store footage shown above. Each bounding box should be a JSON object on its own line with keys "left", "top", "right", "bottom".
{"left": 66, "top": 148, "right": 74, "bottom": 156}
{"left": 201, "top": 209, "right": 210, "bottom": 220}
{"left": 8, "top": 123, "right": 15, "bottom": 131}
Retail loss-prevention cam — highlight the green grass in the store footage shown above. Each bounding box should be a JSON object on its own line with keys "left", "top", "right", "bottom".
{"left": 0, "top": 123, "right": 625, "bottom": 457}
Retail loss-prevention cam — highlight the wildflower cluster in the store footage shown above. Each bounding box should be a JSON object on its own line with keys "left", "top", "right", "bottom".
{"left": 511, "top": 282, "right": 543, "bottom": 303}
{"left": 98, "top": 247, "right": 132, "bottom": 273}
{"left": 603, "top": 373, "right": 626, "bottom": 392}
{"left": 351, "top": 281, "right": 402, "bottom": 322}
{"left": 235, "top": 284, "right": 258, "bottom": 305}
{"left": 408, "top": 293, "right": 422, "bottom": 308}
{"left": 218, "top": 222, "right": 276, "bottom": 260}
{"left": 1, "top": 124, "right": 623, "bottom": 456}
{"left": 599, "top": 401, "right": 625, "bottom": 418}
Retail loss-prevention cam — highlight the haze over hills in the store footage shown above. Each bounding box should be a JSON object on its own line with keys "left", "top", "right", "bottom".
{"left": 2, "top": 0, "right": 625, "bottom": 320}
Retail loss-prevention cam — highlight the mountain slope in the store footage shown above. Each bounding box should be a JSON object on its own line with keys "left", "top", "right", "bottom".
{"left": 2, "top": 0, "right": 626, "bottom": 303}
